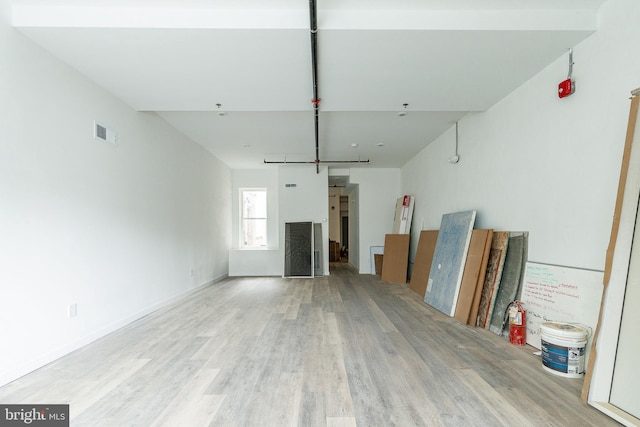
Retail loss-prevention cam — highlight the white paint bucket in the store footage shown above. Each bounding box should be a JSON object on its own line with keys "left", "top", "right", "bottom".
{"left": 540, "top": 322, "right": 588, "bottom": 378}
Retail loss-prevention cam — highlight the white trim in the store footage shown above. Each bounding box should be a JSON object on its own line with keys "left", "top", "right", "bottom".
{"left": 590, "top": 402, "right": 640, "bottom": 427}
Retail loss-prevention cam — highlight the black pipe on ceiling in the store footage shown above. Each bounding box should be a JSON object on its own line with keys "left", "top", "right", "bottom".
{"left": 263, "top": 0, "right": 370, "bottom": 172}
{"left": 310, "top": 0, "right": 320, "bottom": 174}
{"left": 264, "top": 159, "right": 370, "bottom": 165}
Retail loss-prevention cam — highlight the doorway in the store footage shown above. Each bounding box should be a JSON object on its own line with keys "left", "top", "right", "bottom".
{"left": 341, "top": 213, "right": 349, "bottom": 262}
{"left": 328, "top": 174, "right": 359, "bottom": 271}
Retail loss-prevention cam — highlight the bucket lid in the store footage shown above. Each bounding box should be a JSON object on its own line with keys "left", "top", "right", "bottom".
{"left": 540, "top": 322, "right": 588, "bottom": 339}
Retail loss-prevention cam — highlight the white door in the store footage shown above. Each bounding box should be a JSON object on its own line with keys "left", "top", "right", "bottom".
{"left": 609, "top": 196, "right": 640, "bottom": 419}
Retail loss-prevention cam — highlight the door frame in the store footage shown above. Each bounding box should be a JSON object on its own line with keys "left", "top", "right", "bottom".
{"left": 588, "top": 92, "right": 640, "bottom": 426}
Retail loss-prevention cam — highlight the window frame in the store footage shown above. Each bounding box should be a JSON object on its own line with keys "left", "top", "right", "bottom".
{"left": 239, "top": 188, "right": 268, "bottom": 249}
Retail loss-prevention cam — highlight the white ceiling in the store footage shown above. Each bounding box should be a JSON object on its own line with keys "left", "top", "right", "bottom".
{"left": 10, "top": 0, "right": 606, "bottom": 171}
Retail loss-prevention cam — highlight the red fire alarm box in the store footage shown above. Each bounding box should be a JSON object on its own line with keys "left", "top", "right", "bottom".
{"left": 558, "top": 78, "right": 575, "bottom": 98}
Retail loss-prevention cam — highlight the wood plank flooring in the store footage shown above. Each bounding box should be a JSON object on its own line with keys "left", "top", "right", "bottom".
{"left": 0, "top": 263, "right": 619, "bottom": 426}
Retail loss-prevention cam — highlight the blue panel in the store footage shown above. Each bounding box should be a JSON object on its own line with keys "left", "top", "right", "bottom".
{"left": 424, "top": 210, "right": 476, "bottom": 316}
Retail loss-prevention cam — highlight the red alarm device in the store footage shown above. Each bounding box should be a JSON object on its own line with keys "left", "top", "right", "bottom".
{"left": 558, "top": 48, "right": 575, "bottom": 99}
{"left": 558, "top": 78, "right": 574, "bottom": 98}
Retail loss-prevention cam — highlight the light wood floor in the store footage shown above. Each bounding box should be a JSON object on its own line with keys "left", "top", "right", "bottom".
{"left": 0, "top": 263, "right": 619, "bottom": 426}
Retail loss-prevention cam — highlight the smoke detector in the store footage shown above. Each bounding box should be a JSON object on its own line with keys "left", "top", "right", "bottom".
{"left": 216, "top": 103, "right": 228, "bottom": 117}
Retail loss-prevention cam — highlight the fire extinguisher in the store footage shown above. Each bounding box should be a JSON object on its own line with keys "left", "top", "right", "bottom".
{"left": 508, "top": 301, "right": 527, "bottom": 346}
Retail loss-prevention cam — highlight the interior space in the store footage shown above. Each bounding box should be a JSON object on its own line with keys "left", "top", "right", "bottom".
{"left": 1, "top": 0, "right": 639, "bottom": 425}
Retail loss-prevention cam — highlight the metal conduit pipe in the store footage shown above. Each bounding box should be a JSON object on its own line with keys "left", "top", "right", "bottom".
{"left": 264, "top": 159, "right": 370, "bottom": 165}
{"left": 263, "top": 0, "right": 370, "bottom": 172}
{"left": 310, "top": 0, "right": 320, "bottom": 173}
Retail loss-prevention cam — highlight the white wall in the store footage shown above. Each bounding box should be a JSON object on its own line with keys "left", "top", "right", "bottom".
{"left": 350, "top": 169, "right": 401, "bottom": 274}
{"left": 0, "top": 1, "right": 231, "bottom": 386}
{"left": 231, "top": 169, "right": 279, "bottom": 250}
{"left": 279, "top": 166, "right": 330, "bottom": 275}
{"left": 402, "top": 0, "right": 640, "bottom": 272}
{"left": 229, "top": 166, "right": 330, "bottom": 276}
{"left": 229, "top": 169, "right": 281, "bottom": 276}
{"left": 229, "top": 167, "right": 401, "bottom": 276}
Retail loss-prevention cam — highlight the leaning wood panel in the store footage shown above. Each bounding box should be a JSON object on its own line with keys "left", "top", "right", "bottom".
{"left": 488, "top": 232, "right": 528, "bottom": 335}
{"left": 381, "top": 234, "right": 411, "bottom": 284}
{"left": 603, "top": 95, "right": 639, "bottom": 285}
{"left": 468, "top": 230, "right": 494, "bottom": 325}
{"left": 424, "top": 210, "right": 477, "bottom": 316}
{"left": 476, "top": 232, "right": 509, "bottom": 328}
{"left": 454, "top": 229, "right": 492, "bottom": 324}
{"left": 408, "top": 230, "right": 439, "bottom": 297}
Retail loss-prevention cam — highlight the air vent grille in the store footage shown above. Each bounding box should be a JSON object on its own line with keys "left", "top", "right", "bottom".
{"left": 94, "top": 121, "right": 117, "bottom": 144}
{"left": 96, "top": 124, "right": 107, "bottom": 140}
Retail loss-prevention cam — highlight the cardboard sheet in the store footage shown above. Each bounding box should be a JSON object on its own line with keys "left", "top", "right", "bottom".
{"left": 381, "top": 234, "right": 410, "bottom": 284}
{"left": 408, "top": 230, "right": 439, "bottom": 297}
{"left": 369, "top": 245, "right": 384, "bottom": 275}
{"left": 374, "top": 254, "right": 383, "bottom": 275}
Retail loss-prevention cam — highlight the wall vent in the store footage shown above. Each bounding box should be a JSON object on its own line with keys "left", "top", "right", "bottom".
{"left": 94, "top": 121, "right": 117, "bottom": 144}
{"left": 285, "top": 183, "right": 297, "bottom": 188}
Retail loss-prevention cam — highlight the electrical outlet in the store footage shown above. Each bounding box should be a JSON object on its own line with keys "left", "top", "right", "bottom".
{"left": 69, "top": 303, "right": 78, "bottom": 318}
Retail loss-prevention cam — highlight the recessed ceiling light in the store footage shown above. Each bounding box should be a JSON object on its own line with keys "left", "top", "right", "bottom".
{"left": 242, "top": 144, "right": 250, "bottom": 148}
{"left": 351, "top": 143, "right": 358, "bottom": 147}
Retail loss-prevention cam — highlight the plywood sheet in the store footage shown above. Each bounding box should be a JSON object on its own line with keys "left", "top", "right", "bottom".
{"left": 488, "top": 232, "right": 528, "bottom": 335}
{"left": 374, "top": 254, "right": 383, "bottom": 275}
{"left": 454, "top": 229, "right": 493, "bottom": 324}
{"left": 408, "top": 230, "right": 439, "bottom": 298}
{"left": 468, "top": 230, "right": 494, "bottom": 326}
{"left": 476, "top": 232, "right": 509, "bottom": 328}
{"left": 369, "top": 245, "right": 384, "bottom": 275}
{"left": 424, "top": 210, "right": 476, "bottom": 316}
{"left": 381, "top": 234, "right": 410, "bottom": 284}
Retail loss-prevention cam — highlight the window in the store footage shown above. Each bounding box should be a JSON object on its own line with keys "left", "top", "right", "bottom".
{"left": 241, "top": 188, "right": 267, "bottom": 248}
